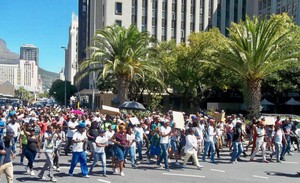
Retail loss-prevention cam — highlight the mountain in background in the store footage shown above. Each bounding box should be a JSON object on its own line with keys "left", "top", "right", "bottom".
{"left": 0, "top": 38, "right": 59, "bottom": 91}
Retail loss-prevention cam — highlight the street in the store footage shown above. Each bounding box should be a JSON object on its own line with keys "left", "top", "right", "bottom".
{"left": 10, "top": 148, "right": 300, "bottom": 183}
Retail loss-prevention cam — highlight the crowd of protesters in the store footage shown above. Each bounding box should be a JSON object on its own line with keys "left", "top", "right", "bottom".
{"left": 0, "top": 105, "right": 299, "bottom": 182}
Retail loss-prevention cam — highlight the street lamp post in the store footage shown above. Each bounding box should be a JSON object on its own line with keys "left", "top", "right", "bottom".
{"left": 61, "top": 46, "right": 67, "bottom": 107}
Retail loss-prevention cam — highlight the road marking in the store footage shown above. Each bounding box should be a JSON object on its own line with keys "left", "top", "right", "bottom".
{"left": 163, "top": 173, "right": 205, "bottom": 178}
{"left": 97, "top": 179, "right": 111, "bottom": 183}
{"left": 281, "top": 161, "right": 298, "bottom": 164}
{"left": 210, "top": 169, "right": 226, "bottom": 173}
{"left": 253, "top": 175, "right": 269, "bottom": 179}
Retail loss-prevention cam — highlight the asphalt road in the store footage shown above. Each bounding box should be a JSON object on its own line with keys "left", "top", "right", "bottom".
{"left": 9, "top": 148, "right": 300, "bottom": 183}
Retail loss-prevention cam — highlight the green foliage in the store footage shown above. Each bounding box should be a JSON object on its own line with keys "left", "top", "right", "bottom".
{"left": 49, "top": 79, "right": 77, "bottom": 105}
{"left": 149, "top": 94, "right": 163, "bottom": 111}
{"left": 15, "top": 87, "right": 33, "bottom": 101}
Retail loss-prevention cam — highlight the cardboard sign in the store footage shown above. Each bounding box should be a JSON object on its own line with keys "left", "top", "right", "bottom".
{"left": 129, "top": 117, "right": 140, "bottom": 125}
{"left": 263, "top": 116, "right": 276, "bottom": 125}
{"left": 100, "top": 105, "right": 120, "bottom": 115}
{"left": 172, "top": 111, "right": 185, "bottom": 130}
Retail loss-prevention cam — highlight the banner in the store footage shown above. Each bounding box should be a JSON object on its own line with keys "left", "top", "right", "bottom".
{"left": 100, "top": 105, "right": 120, "bottom": 115}
{"left": 172, "top": 111, "right": 185, "bottom": 129}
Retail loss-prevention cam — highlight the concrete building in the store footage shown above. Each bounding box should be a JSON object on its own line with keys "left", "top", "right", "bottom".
{"left": 65, "top": 13, "right": 79, "bottom": 85}
{"left": 59, "top": 68, "right": 65, "bottom": 81}
{"left": 247, "top": 0, "right": 300, "bottom": 25}
{"left": 19, "top": 59, "right": 38, "bottom": 92}
{"left": 0, "top": 64, "right": 19, "bottom": 85}
{"left": 20, "top": 44, "right": 39, "bottom": 66}
{"left": 76, "top": 0, "right": 250, "bottom": 90}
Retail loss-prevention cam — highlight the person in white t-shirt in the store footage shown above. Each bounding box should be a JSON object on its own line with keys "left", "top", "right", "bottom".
{"left": 65, "top": 116, "right": 78, "bottom": 155}
{"left": 89, "top": 129, "right": 108, "bottom": 177}
{"left": 156, "top": 120, "right": 171, "bottom": 171}
{"left": 8, "top": 115, "right": 20, "bottom": 153}
{"left": 124, "top": 126, "right": 136, "bottom": 167}
{"left": 68, "top": 122, "right": 89, "bottom": 178}
{"left": 182, "top": 128, "right": 203, "bottom": 169}
{"left": 250, "top": 121, "right": 268, "bottom": 163}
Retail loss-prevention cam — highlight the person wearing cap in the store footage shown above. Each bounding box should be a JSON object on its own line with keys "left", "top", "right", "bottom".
{"left": 0, "top": 127, "right": 16, "bottom": 183}
{"left": 270, "top": 121, "right": 286, "bottom": 162}
{"left": 89, "top": 129, "right": 108, "bottom": 177}
{"left": 65, "top": 115, "right": 78, "bottom": 156}
{"left": 68, "top": 122, "right": 89, "bottom": 177}
{"left": 250, "top": 121, "right": 268, "bottom": 163}
{"left": 230, "top": 119, "right": 246, "bottom": 163}
{"left": 156, "top": 119, "right": 171, "bottom": 171}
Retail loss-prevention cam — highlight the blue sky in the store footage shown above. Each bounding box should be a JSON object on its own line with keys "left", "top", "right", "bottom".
{"left": 0, "top": 0, "right": 78, "bottom": 73}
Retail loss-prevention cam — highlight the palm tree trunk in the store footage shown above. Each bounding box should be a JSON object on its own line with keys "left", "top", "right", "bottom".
{"left": 247, "top": 79, "right": 262, "bottom": 119}
{"left": 117, "top": 75, "right": 129, "bottom": 104}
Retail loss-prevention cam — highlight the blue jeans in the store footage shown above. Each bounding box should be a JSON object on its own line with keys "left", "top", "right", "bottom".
{"left": 89, "top": 152, "right": 106, "bottom": 175}
{"left": 69, "top": 151, "right": 88, "bottom": 176}
{"left": 157, "top": 143, "right": 169, "bottom": 169}
{"left": 272, "top": 143, "right": 282, "bottom": 161}
{"left": 136, "top": 141, "right": 143, "bottom": 160}
{"left": 281, "top": 139, "right": 291, "bottom": 159}
{"left": 202, "top": 141, "right": 215, "bottom": 162}
{"left": 12, "top": 137, "right": 18, "bottom": 153}
{"left": 25, "top": 149, "right": 37, "bottom": 169}
{"left": 124, "top": 146, "right": 136, "bottom": 165}
{"left": 231, "top": 142, "right": 243, "bottom": 161}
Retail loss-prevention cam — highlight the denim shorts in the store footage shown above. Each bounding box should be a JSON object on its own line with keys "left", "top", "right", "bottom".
{"left": 150, "top": 145, "right": 161, "bottom": 156}
{"left": 114, "top": 145, "right": 125, "bottom": 161}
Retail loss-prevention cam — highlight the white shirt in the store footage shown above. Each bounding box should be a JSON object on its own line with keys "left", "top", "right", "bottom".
{"left": 8, "top": 122, "right": 20, "bottom": 137}
{"left": 95, "top": 136, "right": 108, "bottom": 153}
{"left": 274, "top": 129, "right": 283, "bottom": 144}
{"left": 66, "top": 121, "right": 78, "bottom": 137}
{"left": 185, "top": 134, "right": 198, "bottom": 154}
{"left": 106, "top": 130, "right": 115, "bottom": 145}
{"left": 160, "top": 126, "right": 171, "bottom": 144}
{"left": 126, "top": 133, "right": 136, "bottom": 147}
{"left": 206, "top": 125, "right": 216, "bottom": 142}
{"left": 256, "top": 127, "right": 266, "bottom": 143}
{"left": 72, "top": 131, "right": 87, "bottom": 152}
{"left": 43, "top": 132, "right": 54, "bottom": 153}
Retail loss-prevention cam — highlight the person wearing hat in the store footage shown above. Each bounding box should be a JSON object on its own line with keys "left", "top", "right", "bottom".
{"left": 89, "top": 129, "right": 108, "bottom": 177}
{"left": 0, "top": 127, "right": 16, "bottom": 183}
{"left": 7, "top": 115, "right": 20, "bottom": 154}
{"left": 230, "top": 119, "right": 246, "bottom": 163}
{"left": 68, "top": 122, "right": 89, "bottom": 177}
{"left": 250, "top": 121, "right": 268, "bottom": 163}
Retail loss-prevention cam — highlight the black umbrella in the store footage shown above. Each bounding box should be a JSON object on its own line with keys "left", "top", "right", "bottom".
{"left": 119, "top": 101, "right": 146, "bottom": 111}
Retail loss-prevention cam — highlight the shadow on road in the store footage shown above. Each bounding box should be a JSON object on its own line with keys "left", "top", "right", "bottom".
{"left": 265, "top": 171, "right": 300, "bottom": 178}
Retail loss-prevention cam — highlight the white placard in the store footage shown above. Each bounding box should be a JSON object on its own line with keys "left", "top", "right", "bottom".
{"left": 129, "top": 117, "right": 140, "bottom": 125}
{"left": 101, "top": 105, "right": 120, "bottom": 115}
{"left": 172, "top": 111, "right": 185, "bottom": 130}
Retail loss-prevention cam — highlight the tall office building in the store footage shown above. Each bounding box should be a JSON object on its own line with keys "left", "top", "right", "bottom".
{"left": 65, "top": 13, "right": 79, "bottom": 85}
{"left": 19, "top": 60, "right": 38, "bottom": 92}
{"left": 248, "top": 0, "right": 300, "bottom": 25}
{"left": 76, "top": 0, "right": 249, "bottom": 90}
{"left": 20, "top": 44, "right": 39, "bottom": 66}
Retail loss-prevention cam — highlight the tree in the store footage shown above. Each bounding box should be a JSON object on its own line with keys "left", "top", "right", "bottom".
{"left": 80, "top": 25, "right": 163, "bottom": 104}
{"left": 49, "top": 79, "right": 77, "bottom": 105}
{"left": 206, "top": 14, "right": 300, "bottom": 119}
{"left": 15, "top": 87, "right": 33, "bottom": 102}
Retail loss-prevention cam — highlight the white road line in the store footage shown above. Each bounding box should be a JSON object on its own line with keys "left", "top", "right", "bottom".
{"left": 253, "top": 175, "right": 269, "bottom": 179}
{"left": 210, "top": 169, "right": 226, "bottom": 173}
{"left": 281, "top": 161, "right": 298, "bottom": 164}
{"left": 163, "top": 173, "right": 205, "bottom": 178}
{"left": 97, "top": 179, "right": 111, "bottom": 183}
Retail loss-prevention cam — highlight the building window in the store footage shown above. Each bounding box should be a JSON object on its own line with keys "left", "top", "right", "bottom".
{"left": 115, "top": 20, "right": 122, "bottom": 26}
{"left": 115, "top": 2, "right": 122, "bottom": 15}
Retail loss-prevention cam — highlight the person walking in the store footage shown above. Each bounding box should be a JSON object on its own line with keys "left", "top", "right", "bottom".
{"left": 111, "top": 125, "right": 127, "bottom": 176}
{"left": 53, "top": 125, "right": 65, "bottom": 172}
{"left": 68, "top": 122, "right": 89, "bottom": 177}
{"left": 38, "top": 126, "right": 57, "bottom": 182}
{"left": 24, "top": 126, "right": 40, "bottom": 176}
{"left": 0, "top": 127, "right": 16, "bottom": 183}
{"left": 182, "top": 128, "right": 203, "bottom": 170}
{"left": 124, "top": 126, "right": 136, "bottom": 168}
{"left": 230, "top": 120, "right": 245, "bottom": 163}
{"left": 270, "top": 121, "right": 286, "bottom": 162}
{"left": 202, "top": 119, "right": 216, "bottom": 163}
{"left": 65, "top": 115, "right": 78, "bottom": 156}
{"left": 89, "top": 129, "right": 108, "bottom": 177}
{"left": 250, "top": 121, "right": 268, "bottom": 163}
{"left": 156, "top": 120, "right": 171, "bottom": 171}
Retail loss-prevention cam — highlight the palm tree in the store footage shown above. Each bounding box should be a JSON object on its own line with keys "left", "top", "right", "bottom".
{"left": 80, "top": 25, "right": 162, "bottom": 104}
{"left": 208, "top": 14, "right": 300, "bottom": 119}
